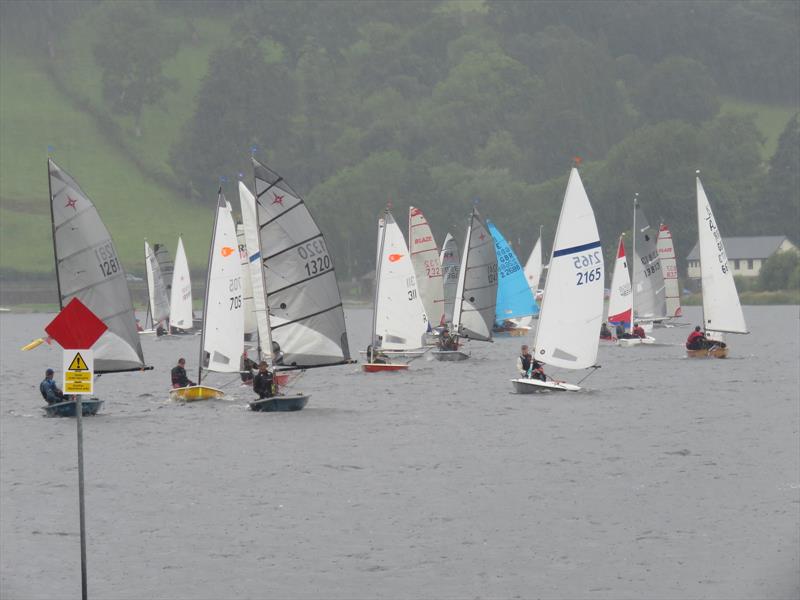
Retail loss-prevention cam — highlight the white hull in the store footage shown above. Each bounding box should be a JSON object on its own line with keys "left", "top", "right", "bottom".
{"left": 617, "top": 336, "right": 656, "bottom": 347}
{"left": 510, "top": 378, "right": 581, "bottom": 393}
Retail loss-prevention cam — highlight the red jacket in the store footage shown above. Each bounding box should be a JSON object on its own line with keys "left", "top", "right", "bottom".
{"left": 687, "top": 330, "right": 705, "bottom": 346}
{"left": 633, "top": 326, "right": 646, "bottom": 338}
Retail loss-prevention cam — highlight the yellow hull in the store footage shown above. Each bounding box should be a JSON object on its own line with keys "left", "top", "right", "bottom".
{"left": 686, "top": 346, "right": 728, "bottom": 359}
{"left": 169, "top": 385, "right": 225, "bottom": 402}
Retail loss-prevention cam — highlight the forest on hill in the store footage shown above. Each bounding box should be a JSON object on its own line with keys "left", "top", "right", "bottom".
{"left": 0, "top": 0, "right": 797, "bottom": 282}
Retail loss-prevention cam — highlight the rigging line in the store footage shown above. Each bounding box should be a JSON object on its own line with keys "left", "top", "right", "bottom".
{"left": 576, "top": 365, "right": 601, "bottom": 385}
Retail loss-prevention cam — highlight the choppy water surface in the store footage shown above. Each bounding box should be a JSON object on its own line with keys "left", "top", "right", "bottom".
{"left": 1, "top": 306, "right": 798, "bottom": 599}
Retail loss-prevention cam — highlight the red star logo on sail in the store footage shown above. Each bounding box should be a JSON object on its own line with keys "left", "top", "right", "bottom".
{"left": 65, "top": 196, "right": 78, "bottom": 211}
{"left": 272, "top": 193, "right": 285, "bottom": 206}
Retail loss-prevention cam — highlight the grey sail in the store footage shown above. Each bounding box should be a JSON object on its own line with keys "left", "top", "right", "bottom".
{"left": 453, "top": 208, "right": 498, "bottom": 341}
{"left": 145, "top": 241, "right": 170, "bottom": 323}
{"left": 439, "top": 233, "right": 460, "bottom": 325}
{"left": 253, "top": 158, "right": 351, "bottom": 368}
{"left": 48, "top": 159, "right": 146, "bottom": 373}
{"left": 153, "top": 242, "right": 174, "bottom": 305}
{"left": 632, "top": 199, "right": 667, "bottom": 321}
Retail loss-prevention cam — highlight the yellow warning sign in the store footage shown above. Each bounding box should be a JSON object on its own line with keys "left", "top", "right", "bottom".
{"left": 68, "top": 352, "right": 89, "bottom": 371}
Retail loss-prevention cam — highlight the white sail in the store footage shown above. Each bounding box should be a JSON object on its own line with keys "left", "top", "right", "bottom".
{"left": 238, "top": 181, "right": 270, "bottom": 359}
{"left": 439, "top": 233, "right": 460, "bottom": 324}
{"left": 201, "top": 192, "right": 244, "bottom": 375}
{"left": 657, "top": 224, "right": 682, "bottom": 317}
{"left": 534, "top": 168, "right": 604, "bottom": 369}
{"left": 236, "top": 224, "right": 257, "bottom": 337}
{"left": 408, "top": 206, "right": 444, "bottom": 327}
{"left": 524, "top": 234, "right": 543, "bottom": 293}
{"left": 48, "top": 159, "right": 146, "bottom": 372}
{"left": 697, "top": 176, "right": 748, "bottom": 334}
{"left": 607, "top": 235, "right": 632, "bottom": 326}
{"left": 452, "top": 208, "right": 497, "bottom": 342}
{"left": 144, "top": 240, "right": 170, "bottom": 323}
{"left": 631, "top": 199, "right": 667, "bottom": 323}
{"left": 253, "top": 158, "right": 351, "bottom": 367}
{"left": 169, "top": 236, "right": 194, "bottom": 330}
{"left": 372, "top": 211, "right": 428, "bottom": 351}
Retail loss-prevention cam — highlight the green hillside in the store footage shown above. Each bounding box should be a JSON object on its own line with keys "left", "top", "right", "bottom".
{"left": 721, "top": 97, "right": 797, "bottom": 160}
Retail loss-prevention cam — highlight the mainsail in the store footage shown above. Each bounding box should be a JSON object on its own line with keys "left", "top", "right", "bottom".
{"left": 236, "top": 223, "right": 257, "bottom": 337}
{"left": 153, "top": 242, "right": 173, "bottom": 302}
{"left": 144, "top": 240, "right": 170, "bottom": 324}
{"left": 523, "top": 232, "right": 543, "bottom": 294}
{"left": 371, "top": 210, "right": 428, "bottom": 351}
{"left": 607, "top": 235, "right": 632, "bottom": 327}
{"left": 487, "top": 220, "right": 538, "bottom": 325}
{"left": 631, "top": 198, "right": 667, "bottom": 323}
{"left": 533, "top": 168, "right": 604, "bottom": 369}
{"left": 199, "top": 191, "right": 244, "bottom": 378}
{"left": 439, "top": 233, "right": 460, "bottom": 325}
{"left": 452, "top": 208, "right": 498, "bottom": 342}
{"left": 48, "top": 158, "right": 146, "bottom": 373}
{"left": 696, "top": 176, "right": 747, "bottom": 334}
{"left": 253, "top": 158, "right": 351, "bottom": 367}
{"left": 169, "top": 236, "right": 194, "bottom": 330}
{"left": 239, "top": 181, "right": 270, "bottom": 359}
{"left": 408, "top": 206, "right": 444, "bottom": 327}
{"left": 657, "top": 224, "right": 682, "bottom": 317}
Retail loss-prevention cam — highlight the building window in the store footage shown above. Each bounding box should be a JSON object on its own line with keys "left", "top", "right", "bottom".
{"left": 734, "top": 259, "right": 740, "bottom": 269}
{"left": 748, "top": 259, "right": 753, "bottom": 269}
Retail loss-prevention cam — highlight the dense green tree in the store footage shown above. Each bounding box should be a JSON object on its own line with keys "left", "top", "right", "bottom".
{"left": 758, "top": 250, "right": 800, "bottom": 291}
{"left": 92, "top": 2, "right": 181, "bottom": 136}
{"left": 758, "top": 115, "right": 800, "bottom": 241}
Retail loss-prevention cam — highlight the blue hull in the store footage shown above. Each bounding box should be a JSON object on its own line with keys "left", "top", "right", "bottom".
{"left": 249, "top": 394, "right": 309, "bottom": 412}
{"left": 43, "top": 398, "right": 103, "bottom": 418}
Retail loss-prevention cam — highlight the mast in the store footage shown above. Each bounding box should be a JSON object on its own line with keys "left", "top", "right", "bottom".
{"left": 47, "top": 159, "right": 64, "bottom": 310}
{"left": 197, "top": 188, "right": 224, "bottom": 385}
{"left": 370, "top": 210, "right": 389, "bottom": 362}
{"left": 143, "top": 240, "right": 153, "bottom": 330}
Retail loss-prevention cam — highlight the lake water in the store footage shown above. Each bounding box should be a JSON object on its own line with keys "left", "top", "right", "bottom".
{"left": 1, "top": 306, "right": 798, "bottom": 599}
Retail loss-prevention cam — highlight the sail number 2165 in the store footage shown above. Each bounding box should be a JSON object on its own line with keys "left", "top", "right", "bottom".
{"left": 572, "top": 250, "right": 602, "bottom": 286}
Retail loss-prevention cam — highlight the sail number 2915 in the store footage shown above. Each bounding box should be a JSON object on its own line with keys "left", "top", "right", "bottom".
{"left": 572, "top": 250, "right": 602, "bottom": 286}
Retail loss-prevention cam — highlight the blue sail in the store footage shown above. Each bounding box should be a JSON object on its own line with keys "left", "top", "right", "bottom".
{"left": 487, "top": 221, "right": 539, "bottom": 325}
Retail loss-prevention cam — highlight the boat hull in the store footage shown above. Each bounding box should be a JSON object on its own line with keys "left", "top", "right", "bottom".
{"left": 617, "top": 336, "right": 655, "bottom": 347}
{"left": 686, "top": 346, "right": 728, "bottom": 359}
{"left": 169, "top": 385, "right": 225, "bottom": 402}
{"left": 492, "top": 326, "right": 531, "bottom": 337}
{"left": 43, "top": 398, "right": 103, "bottom": 417}
{"left": 362, "top": 363, "right": 409, "bottom": 373}
{"left": 249, "top": 394, "right": 309, "bottom": 412}
{"left": 510, "top": 378, "right": 581, "bottom": 393}
{"left": 431, "top": 350, "right": 469, "bottom": 361}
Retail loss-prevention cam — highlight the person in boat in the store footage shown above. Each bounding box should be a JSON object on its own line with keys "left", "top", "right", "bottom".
{"left": 156, "top": 322, "right": 167, "bottom": 337}
{"left": 39, "top": 368, "right": 65, "bottom": 404}
{"left": 632, "top": 322, "right": 646, "bottom": 339}
{"left": 685, "top": 326, "right": 726, "bottom": 350}
{"left": 599, "top": 322, "right": 613, "bottom": 339}
{"left": 240, "top": 351, "right": 258, "bottom": 384}
{"left": 615, "top": 323, "right": 626, "bottom": 339}
{"left": 170, "top": 358, "right": 195, "bottom": 388}
{"left": 271, "top": 341, "right": 284, "bottom": 366}
{"left": 253, "top": 361, "right": 275, "bottom": 399}
{"left": 438, "top": 328, "right": 458, "bottom": 351}
{"left": 517, "top": 345, "right": 533, "bottom": 377}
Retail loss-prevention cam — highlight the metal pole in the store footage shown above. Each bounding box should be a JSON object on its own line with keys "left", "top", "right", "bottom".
{"left": 75, "top": 393, "right": 88, "bottom": 600}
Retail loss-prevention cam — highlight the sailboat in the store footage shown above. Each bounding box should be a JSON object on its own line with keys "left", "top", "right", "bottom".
{"left": 618, "top": 196, "right": 663, "bottom": 346}
{"left": 657, "top": 223, "right": 683, "bottom": 319}
{"left": 442, "top": 206, "right": 498, "bottom": 361}
{"left": 439, "top": 233, "right": 460, "bottom": 327}
{"left": 140, "top": 240, "right": 170, "bottom": 334}
{"left": 511, "top": 168, "right": 604, "bottom": 393}
{"left": 487, "top": 220, "right": 538, "bottom": 336}
{"left": 169, "top": 236, "right": 194, "bottom": 333}
{"left": 606, "top": 234, "right": 632, "bottom": 340}
{"left": 46, "top": 158, "right": 151, "bottom": 415}
{"left": 364, "top": 209, "right": 428, "bottom": 371}
{"left": 250, "top": 158, "right": 352, "bottom": 407}
{"left": 169, "top": 191, "right": 243, "bottom": 401}
{"left": 688, "top": 173, "right": 748, "bottom": 358}
{"left": 408, "top": 206, "right": 445, "bottom": 331}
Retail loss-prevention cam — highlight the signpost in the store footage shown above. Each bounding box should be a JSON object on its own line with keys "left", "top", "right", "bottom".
{"left": 45, "top": 298, "right": 107, "bottom": 600}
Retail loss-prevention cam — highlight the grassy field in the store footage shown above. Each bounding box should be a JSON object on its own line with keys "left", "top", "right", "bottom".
{"left": 720, "top": 96, "right": 796, "bottom": 160}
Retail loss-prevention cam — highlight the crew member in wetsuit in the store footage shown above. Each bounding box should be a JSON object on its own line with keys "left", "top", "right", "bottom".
{"left": 171, "top": 358, "right": 195, "bottom": 388}
{"left": 39, "top": 368, "right": 65, "bottom": 404}
{"left": 253, "top": 361, "right": 275, "bottom": 399}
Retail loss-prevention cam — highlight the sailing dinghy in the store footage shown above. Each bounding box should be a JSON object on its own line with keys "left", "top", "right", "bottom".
{"left": 409, "top": 206, "right": 445, "bottom": 331}
{"left": 141, "top": 240, "right": 170, "bottom": 334}
{"left": 168, "top": 236, "right": 195, "bottom": 334}
{"left": 687, "top": 174, "right": 748, "bottom": 358}
{"left": 45, "top": 158, "right": 151, "bottom": 416}
{"left": 250, "top": 158, "right": 352, "bottom": 407}
{"left": 605, "top": 234, "right": 632, "bottom": 340}
{"left": 170, "top": 191, "right": 243, "bottom": 401}
{"left": 488, "top": 220, "right": 538, "bottom": 336}
{"left": 364, "top": 209, "right": 428, "bottom": 371}
{"left": 437, "top": 207, "right": 498, "bottom": 361}
{"left": 656, "top": 223, "right": 683, "bottom": 321}
{"left": 511, "top": 168, "right": 603, "bottom": 393}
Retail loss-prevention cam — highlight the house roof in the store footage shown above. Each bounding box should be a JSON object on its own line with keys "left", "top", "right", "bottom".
{"left": 686, "top": 236, "right": 792, "bottom": 261}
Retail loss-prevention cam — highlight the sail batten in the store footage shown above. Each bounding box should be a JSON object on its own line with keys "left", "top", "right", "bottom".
{"left": 48, "top": 158, "right": 146, "bottom": 373}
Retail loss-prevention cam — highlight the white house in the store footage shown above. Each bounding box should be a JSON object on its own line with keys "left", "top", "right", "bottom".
{"left": 686, "top": 235, "right": 797, "bottom": 279}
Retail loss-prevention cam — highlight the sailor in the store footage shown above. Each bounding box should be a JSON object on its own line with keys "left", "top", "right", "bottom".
{"left": 686, "top": 326, "right": 711, "bottom": 350}
{"left": 439, "top": 328, "right": 457, "bottom": 351}
{"left": 253, "top": 361, "right": 275, "bottom": 399}
{"left": 271, "top": 341, "right": 284, "bottom": 365}
{"left": 632, "top": 322, "right": 646, "bottom": 338}
{"left": 600, "top": 322, "right": 612, "bottom": 339}
{"left": 517, "top": 345, "right": 533, "bottom": 378}
{"left": 615, "top": 323, "right": 627, "bottom": 339}
{"left": 529, "top": 349, "right": 547, "bottom": 382}
{"left": 156, "top": 323, "right": 167, "bottom": 337}
{"left": 170, "top": 358, "right": 195, "bottom": 388}
{"left": 240, "top": 351, "right": 258, "bottom": 384}
{"left": 39, "top": 368, "right": 65, "bottom": 404}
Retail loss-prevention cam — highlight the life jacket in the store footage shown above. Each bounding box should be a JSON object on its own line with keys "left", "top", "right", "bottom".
{"left": 520, "top": 354, "right": 532, "bottom": 373}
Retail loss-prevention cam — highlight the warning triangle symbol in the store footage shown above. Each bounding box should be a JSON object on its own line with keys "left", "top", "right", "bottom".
{"left": 68, "top": 352, "right": 89, "bottom": 371}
